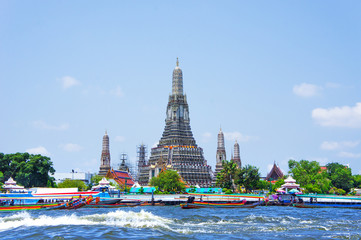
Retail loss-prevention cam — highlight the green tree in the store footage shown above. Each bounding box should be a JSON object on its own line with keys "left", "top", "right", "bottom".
{"left": 288, "top": 159, "right": 330, "bottom": 193}
{"left": 0, "top": 152, "right": 55, "bottom": 188}
{"left": 150, "top": 170, "right": 185, "bottom": 192}
{"left": 353, "top": 175, "right": 361, "bottom": 188}
{"left": 271, "top": 177, "right": 285, "bottom": 192}
{"left": 235, "top": 165, "right": 260, "bottom": 192}
{"left": 256, "top": 180, "right": 269, "bottom": 190}
{"left": 0, "top": 171, "right": 3, "bottom": 189}
{"left": 58, "top": 179, "right": 87, "bottom": 191}
{"left": 90, "top": 175, "right": 104, "bottom": 185}
{"left": 326, "top": 163, "right": 354, "bottom": 193}
{"left": 216, "top": 160, "right": 238, "bottom": 190}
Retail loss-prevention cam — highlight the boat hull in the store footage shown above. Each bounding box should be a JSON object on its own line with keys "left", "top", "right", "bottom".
{"left": 180, "top": 201, "right": 261, "bottom": 209}
{"left": 0, "top": 202, "right": 62, "bottom": 212}
{"left": 293, "top": 203, "right": 361, "bottom": 209}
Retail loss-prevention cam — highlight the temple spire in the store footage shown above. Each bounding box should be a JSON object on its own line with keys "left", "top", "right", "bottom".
{"left": 172, "top": 57, "right": 183, "bottom": 95}
{"left": 99, "top": 131, "right": 111, "bottom": 176}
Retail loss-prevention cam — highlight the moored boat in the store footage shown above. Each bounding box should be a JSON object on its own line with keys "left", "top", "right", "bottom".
{"left": 180, "top": 201, "right": 261, "bottom": 209}
{"left": 85, "top": 202, "right": 141, "bottom": 208}
{"left": 0, "top": 202, "right": 62, "bottom": 212}
{"left": 293, "top": 203, "right": 361, "bottom": 209}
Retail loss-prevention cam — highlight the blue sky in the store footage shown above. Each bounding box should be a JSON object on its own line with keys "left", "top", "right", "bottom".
{"left": 1, "top": 1, "right": 361, "bottom": 177}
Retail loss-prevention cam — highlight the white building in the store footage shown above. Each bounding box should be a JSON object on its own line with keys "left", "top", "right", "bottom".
{"left": 52, "top": 171, "right": 95, "bottom": 185}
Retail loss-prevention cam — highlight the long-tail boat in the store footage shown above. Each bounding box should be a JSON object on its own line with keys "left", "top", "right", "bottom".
{"left": 85, "top": 202, "right": 141, "bottom": 208}
{"left": 293, "top": 203, "right": 361, "bottom": 209}
{"left": 0, "top": 202, "right": 62, "bottom": 212}
{"left": 180, "top": 196, "right": 261, "bottom": 209}
{"left": 64, "top": 195, "right": 93, "bottom": 209}
{"left": 180, "top": 200, "right": 261, "bottom": 209}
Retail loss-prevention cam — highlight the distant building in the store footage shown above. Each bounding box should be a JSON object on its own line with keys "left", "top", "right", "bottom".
{"left": 99, "top": 131, "right": 111, "bottom": 176}
{"left": 52, "top": 171, "right": 94, "bottom": 184}
{"left": 140, "top": 58, "right": 213, "bottom": 187}
{"left": 232, "top": 140, "right": 241, "bottom": 169}
{"left": 118, "top": 153, "right": 130, "bottom": 172}
{"left": 265, "top": 162, "right": 284, "bottom": 181}
{"left": 213, "top": 128, "right": 226, "bottom": 185}
{"left": 137, "top": 144, "right": 150, "bottom": 185}
{"left": 106, "top": 169, "right": 135, "bottom": 188}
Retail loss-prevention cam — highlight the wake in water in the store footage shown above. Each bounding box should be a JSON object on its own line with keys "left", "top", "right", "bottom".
{"left": 1, "top": 208, "right": 361, "bottom": 239}
{"left": 0, "top": 210, "right": 172, "bottom": 231}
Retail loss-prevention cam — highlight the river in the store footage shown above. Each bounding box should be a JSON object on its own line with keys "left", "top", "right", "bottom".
{"left": 0, "top": 206, "right": 360, "bottom": 239}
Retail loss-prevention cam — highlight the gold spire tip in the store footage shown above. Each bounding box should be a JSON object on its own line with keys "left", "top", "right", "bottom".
{"left": 176, "top": 57, "right": 179, "bottom": 67}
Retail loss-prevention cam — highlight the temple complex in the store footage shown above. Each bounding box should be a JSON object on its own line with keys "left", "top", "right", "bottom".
{"left": 141, "top": 58, "right": 213, "bottom": 187}
{"left": 99, "top": 131, "right": 111, "bottom": 176}
{"left": 232, "top": 140, "right": 241, "bottom": 168}
{"left": 213, "top": 128, "right": 226, "bottom": 185}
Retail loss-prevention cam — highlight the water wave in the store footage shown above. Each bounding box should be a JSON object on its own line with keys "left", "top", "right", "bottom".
{"left": 0, "top": 210, "right": 172, "bottom": 232}
{"left": 1, "top": 208, "right": 360, "bottom": 239}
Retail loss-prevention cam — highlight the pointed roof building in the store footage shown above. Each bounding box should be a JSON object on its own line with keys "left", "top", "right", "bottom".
{"left": 265, "top": 162, "right": 284, "bottom": 181}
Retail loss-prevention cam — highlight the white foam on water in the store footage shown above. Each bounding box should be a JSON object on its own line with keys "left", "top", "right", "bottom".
{"left": 83, "top": 209, "right": 172, "bottom": 229}
{"left": 0, "top": 210, "right": 172, "bottom": 232}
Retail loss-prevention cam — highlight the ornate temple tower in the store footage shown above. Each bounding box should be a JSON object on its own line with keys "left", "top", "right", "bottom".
{"left": 137, "top": 144, "right": 149, "bottom": 185}
{"left": 99, "top": 131, "right": 111, "bottom": 176}
{"left": 233, "top": 140, "right": 241, "bottom": 168}
{"left": 214, "top": 128, "right": 226, "bottom": 184}
{"left": 143, "top": 58, "right": 213, "bottom": 187}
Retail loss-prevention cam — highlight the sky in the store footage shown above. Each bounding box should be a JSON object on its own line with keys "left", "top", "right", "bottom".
{"left": 1, "top": 1, "right": 361, "bottom": 177}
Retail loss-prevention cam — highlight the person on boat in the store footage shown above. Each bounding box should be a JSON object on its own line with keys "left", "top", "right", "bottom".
{"left": 310, "top": 197, "right": 313, "bottom": 204}
{"left": 10, "top": 199, "right": 14, "bottom": 206}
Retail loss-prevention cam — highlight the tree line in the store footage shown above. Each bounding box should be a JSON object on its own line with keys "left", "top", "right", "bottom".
{"left": 0, "top": 152, "right": 55, "bottom": 188}
{"left": 2, "top": 152, "right": 361, "bottom": 195}
{"left": 215, "top": 159, "right": 361, "bottom": 195}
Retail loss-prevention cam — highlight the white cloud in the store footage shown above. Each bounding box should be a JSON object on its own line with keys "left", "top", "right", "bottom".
{"left": 224, "top": 131, "right": 255, "bottom": 142}
{"left": 115, "top": 136, "right": 126, "bottom": 142}
{"left": 338, "top": 152, "right": 361, "bottom": 159}
{"left": 202, "top": 132, "right": 212, "bottom": 143}
{"left": 59, "top": 76, "right": 80, "bottom": 89}
{"left": 152, "top": 142, "right": 159, "bottom": 148}
{"left": 26, "top": 146, "right": 50, "bottom": 156}
{"left": 312, "top": 102, "right": 361, "bottom": 128}
{"left": 321, "top": 141, "right": 359, "bottom": 151}
{"left": 60, "top": 143, "right": 83, "bottom": 152}
{"left": 308, "top": 157, "right": 329, "bottom": 166}
{"left": 325, "top": 82, "right": 341, "bottom": 88}
{"left": 110, "top": 86, "right": 124, "bottom": 98}
{"left": 82, "top": 158, "right": 98, "bottom": 171}
{"left": 293, "top": 83, "right": 321, "bottom": 97}
{"left": 32, "top": 120, "right": 69, "bottom": 131}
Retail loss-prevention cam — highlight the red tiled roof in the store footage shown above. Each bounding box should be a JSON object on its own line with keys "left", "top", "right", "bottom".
{"left": 107, "top": 169, "right": 134, "bottom": 187}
